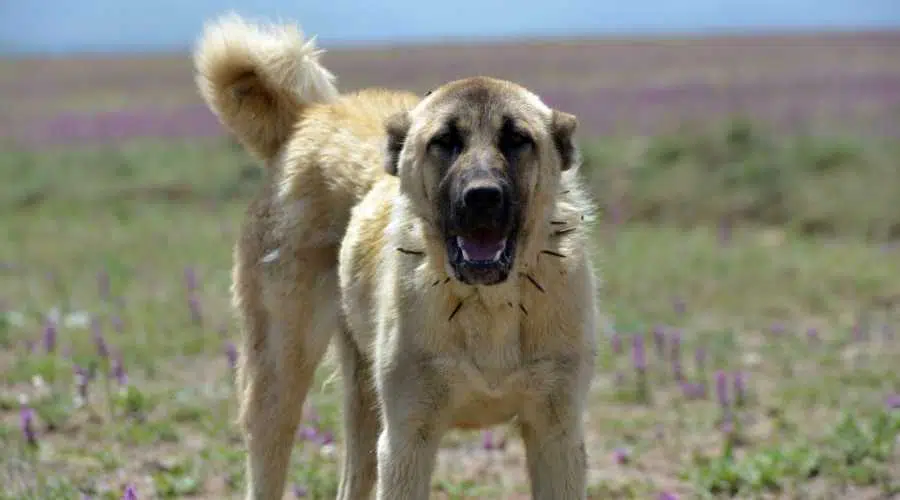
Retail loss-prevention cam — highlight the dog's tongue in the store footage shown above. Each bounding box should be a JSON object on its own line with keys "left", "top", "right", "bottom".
{"left": 457, "top": 235, "right": 506, "bottom": 262}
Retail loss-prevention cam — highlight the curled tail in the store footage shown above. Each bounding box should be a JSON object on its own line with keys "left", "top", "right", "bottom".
{"left": 193, "top": 13, "right": 340, "bottom": 163}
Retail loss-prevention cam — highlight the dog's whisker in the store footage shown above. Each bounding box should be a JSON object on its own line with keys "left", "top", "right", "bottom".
{"left": 522, "top": 273, "right": 545, "bottom": 293}
{"left": 553, "top": 227, "right": 577, "bottom": 236}
{"left": 550, "top": 220, "right": 567, "bottom": 225}
{"left": 396, "top": 247, "right": 425, "bottom": 256}
{"left": 541, "top": 249, "right": 567, "bottom": 258}
{"left": 560, "top": 190, "right": 570, "bottom": 195}
{"left": 431, "top": 279, "right": 442, "bottom": 287}
{"left": 519, "top": 303, "right": 529, "bottom": 316}
{"left": 448, "top": 300, "right": 465, "bottom": 322}
{"left": 443, "top": 277, "right": 451, "bottom": 284}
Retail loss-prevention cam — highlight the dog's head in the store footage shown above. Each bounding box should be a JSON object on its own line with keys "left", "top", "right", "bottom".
{"left": 385, "top": 77, "right": 579, "bottom": 286}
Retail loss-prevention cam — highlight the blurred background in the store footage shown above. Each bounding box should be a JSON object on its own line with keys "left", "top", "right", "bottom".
{"left": 1, "top": 2, "right": 900, "bottom": 499}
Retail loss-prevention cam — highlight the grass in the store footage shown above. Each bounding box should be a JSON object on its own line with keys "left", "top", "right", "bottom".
{"left": 583, "top": 119, "right": 900, "bottom": 242}
{"left": 1, "top": 129, "right": 899, "bottom": 499}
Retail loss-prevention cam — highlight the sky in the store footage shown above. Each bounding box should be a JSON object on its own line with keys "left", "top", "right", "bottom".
{"left": 1, "top": 0, "right": 899, "bottom": 55}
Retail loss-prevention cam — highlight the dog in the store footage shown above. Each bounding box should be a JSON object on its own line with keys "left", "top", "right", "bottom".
{"left": 193, "top": 13, "right": 600, "bottom": 500}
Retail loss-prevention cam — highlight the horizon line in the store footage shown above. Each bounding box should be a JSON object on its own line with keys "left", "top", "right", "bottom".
{"left": 3, "top": 23, "right": 899, "bottom": 58}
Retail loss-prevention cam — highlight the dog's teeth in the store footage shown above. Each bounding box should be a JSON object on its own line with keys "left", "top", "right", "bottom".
{"left": 456, "top": 236, "right": 471, "bottom": 260}
{"left": 491, "top": 239, "right": 507, "bottom": 262}
{"left": 456, "top": 236, "right": 507, "bottom": 263}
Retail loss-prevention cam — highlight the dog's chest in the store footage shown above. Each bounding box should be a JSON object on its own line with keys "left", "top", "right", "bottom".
{"left": 436, "top": 305, "right": 532, "bottom": 427}
{"left": 461, "top": 333, "right": 522, "bottom": 389}
{"left": 453, "top": 301, "right": 522, "bottom": 376}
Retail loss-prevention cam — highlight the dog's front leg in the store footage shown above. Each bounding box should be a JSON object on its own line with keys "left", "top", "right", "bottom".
{"left": 374, "top": 351, "right": 449, "bottom": 500}
{"left": 519, "top": 358, "right": 593, "bottom": 500}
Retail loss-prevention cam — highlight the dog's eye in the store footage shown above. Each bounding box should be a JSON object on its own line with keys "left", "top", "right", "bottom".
{"left": 500, "top": 129, "right": 533, "bottom": 152}
{"left": 428, "top": 131, "right": 463, "bottom": 157}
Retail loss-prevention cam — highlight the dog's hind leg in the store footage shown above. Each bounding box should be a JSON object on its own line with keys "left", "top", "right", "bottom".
{"left": 234, "top": 247, "right": 339, "bottom": 500}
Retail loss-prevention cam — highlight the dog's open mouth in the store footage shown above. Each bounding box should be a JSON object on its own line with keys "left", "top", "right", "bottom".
{"left": 447, "top": 229, "right": 516, "bottom": 285}
{"left": 457, "top": 234, "right": 507, "bottom": 263}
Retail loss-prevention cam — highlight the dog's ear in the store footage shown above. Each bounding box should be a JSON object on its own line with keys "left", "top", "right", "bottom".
{"left": 550, "top": 110, "right": 579, "bottom": 171}
{"left": 385, "top": 111, "right": 411, "bottom": 176}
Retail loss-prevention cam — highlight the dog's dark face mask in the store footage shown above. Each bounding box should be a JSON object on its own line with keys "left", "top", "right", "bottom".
{"left": 432, "top": 118, "right": 527, "bottom": 286}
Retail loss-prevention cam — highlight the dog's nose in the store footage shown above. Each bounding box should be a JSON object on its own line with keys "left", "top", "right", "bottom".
{"left": 463, "top": 183, "right": 504, "bottom": 212}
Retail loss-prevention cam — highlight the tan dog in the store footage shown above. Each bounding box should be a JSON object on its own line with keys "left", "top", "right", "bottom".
{"left": 194, "top": 13, "right": 600, "bottom": 500}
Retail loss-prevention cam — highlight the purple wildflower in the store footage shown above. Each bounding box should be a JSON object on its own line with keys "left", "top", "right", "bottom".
{"left": 74, "top": 364, "right": 90, "bottom": 401}
{"left": 672, "top": 297, "right": 686, "bottom": 315}
{"left": 770, "top": 322, "right": 785, "bottom": 336}
{"left": 612, "top": 447, "right": 630, "bottom": 464}
{"left": 92, "top": 316, "right": 109, "bottom": 359}
{"left": 611, "top": 332, "right": 622, "bottom": 355}
{"left": 733, "top": 371, "right": 747, "bottom": 407}
{"left": 885, "top": 394, "right": 900, "bottom": 410}
{"left": 293, "top": 484, "right": 308, "bottom": 498}
{"left": 632, "top": 334, "right": 646, "bottom": 372}
{"left": 122, "top": 484, "right": 137, "bottom": 500}
{"left": 806, "top": 327, "right": 819, "bottom": 344}
{"left": 225, "top": 342, "right": 238, "bottom": 369}
{"left": 481, "top": 429, "right": 507, "bottom": 450}
{"left": 852, "top": 323, "right": 866, "bottom": 342}
{"left": 112, "top": 356, "right": 128, "bottom": 386}
{"left": 111, "top": 314, "right": 124, "bottom": 334}
{"left": 21, "top": 407, "right": 38, "bottom": 447}
{"left": 718, "top": 216, "right": 732, "bottom": 246}
{"left": 668, "top": 329, "right": 682, "bottom": 355}
{"left": 43, "top": 319, "right": 57, "bottom": 354}
{"left": 720, "top": 411, "right": 735, "bottom": 435}
{"left": 184, "top": 267, "right": 198, "bottom": 292}
{"left": 672, "top": 358, "right": 684, "bottom": 383}
{"left": 188, "top": 294, "right": 203, "bottom": 326}
{"left": 319, "top": 430, "right": 335, "bottom": 446}
{"left": 652, "top": 325, "right": 666, "bottom": 358}
{"left": 715, "top": 371, "right": 729, "bottom": 408}
{"left": 298, "top": 426, "right": 320, "bottom": 442}
{"left": 481, "top": 430, "right": 495, "bottom": 449}
{"left": 681, "top": 381, "right": 707, "bottom": 400}
{"left": 632, "top": 334, "right": 651, "bottom": 402}
{"left": 658, "top": 492, "right": 679, "bottom": 500}
{"left": 670, "top": 330, "right": 683, "bottom": 381}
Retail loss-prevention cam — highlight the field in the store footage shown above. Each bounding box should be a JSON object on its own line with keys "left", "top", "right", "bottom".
{"left": 2, "top": 29, "right": 900, "bottom": 499}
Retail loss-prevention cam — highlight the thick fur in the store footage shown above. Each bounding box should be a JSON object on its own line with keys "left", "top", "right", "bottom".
{"left": 194, "top": 13, "right": 600, "bottom": 500}
{"left": 194, "top": 13, "right": 340, "bottom": 163}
